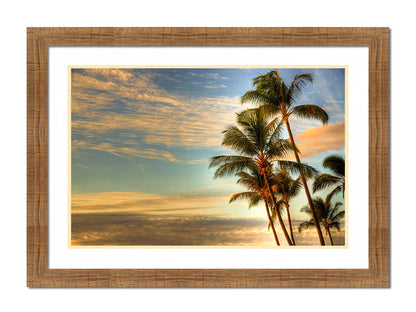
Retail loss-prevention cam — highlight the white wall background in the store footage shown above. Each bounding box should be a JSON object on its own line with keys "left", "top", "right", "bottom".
{"left": 0, "top": 1, "right": 413, "bottom": 311}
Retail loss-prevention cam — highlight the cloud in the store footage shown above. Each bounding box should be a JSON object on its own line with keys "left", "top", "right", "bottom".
{"left": 71, "top": 69, "right": 183, "bottom": 114}
{"left": 71, "top": 191, "right": 278, "bottom": 246}
{"left": 71, "top": 213, "right": 344, "bottom": 246}
{"left": 71, "top": 191, "right": 238, "bottom": 215}
{"left": 73, "top": 140, "right": 179, "bottom": 162}
{"left": 71, "top": 68, "right": 344, "bottom": 166}
{"left": 292, "top": 122, "right": 345, "bottom": 159}
{"left": 71, "top": 191, "right": 345, "bottom": 246}
{"left": 71, "top": 213, "right": 276, "bottom": 246}
{"left": 71, "top": 209, "right": 345, "bottom": 247}
{"left": 73, "top": 163, "right": 88, "bottom": 169}
{"left": 187, "top": 72, "right": 228, "bottom": 80}
{"left": 204, "top": 84, "right": 227, "bottom": 89}
{"left": 72, "top": 96, "right": 242, "bottom": 147}
{"left": 71, "top": 69, "right": 243, "bottom": 162}
{"left": 72, "top": 140, "right": 207, "bottom": 164}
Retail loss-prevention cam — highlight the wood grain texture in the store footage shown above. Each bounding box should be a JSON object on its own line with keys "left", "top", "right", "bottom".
{"left": 27, "top": 27, "right": 389, "bottom": 287}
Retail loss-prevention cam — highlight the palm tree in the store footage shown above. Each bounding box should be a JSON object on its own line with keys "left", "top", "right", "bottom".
{"left": 298, "top": 192, "right": 345, "bottom": 245}
{"left": 229, "top": 168, "right": 280, "bottom": 245}
{"left": 209, "top": 108, "right": 312, "bottom": 245}
{"left": 272, "top": 169, "right": 302, "bottom": 245}
{"left": 241, "top": 70, "right": 329, "bottom": 245}
{"left": 313, "top": 155, "right": 345, "bottom": 198}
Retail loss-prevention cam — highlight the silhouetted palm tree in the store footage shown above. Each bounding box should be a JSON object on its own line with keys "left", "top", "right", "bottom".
{"left": 241, "top": 70, "right": 329, "bottom": 245}
{"left": 298, "top": 192, "right": 345, "bottom": 245}
{"left": 313, "top": 155, "right": 345, "bottom": 198}
{"left": 229, "top": 167, "right": 280, "bottom": 245}
{"left": 209, "top": 108, "right": 317, "bottom": 245}
{"left": 272, "top": 169, "right": 303, "bottom": 245}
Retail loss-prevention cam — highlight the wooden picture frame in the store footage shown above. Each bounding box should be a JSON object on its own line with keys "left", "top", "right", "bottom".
{"left": 27, "top": 27, "right": 389, "bottom": 287}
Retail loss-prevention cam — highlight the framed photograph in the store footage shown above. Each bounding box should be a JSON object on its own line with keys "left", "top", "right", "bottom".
{"left": 27, "top": 27, "right": 389, "bottom": 287}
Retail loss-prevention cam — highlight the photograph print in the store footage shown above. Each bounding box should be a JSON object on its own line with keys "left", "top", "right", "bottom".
{"left": 70, "top": 67, "right": 346, "bottom": 247}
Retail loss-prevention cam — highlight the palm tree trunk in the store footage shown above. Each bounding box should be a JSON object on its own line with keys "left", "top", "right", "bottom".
{"left": 284, "top": 119, "right": 325, "bottom": 246}
{"left": 264, "top": 199, "right": 280, "bottom": 246}
{"left": 284, "top": 194, "right": 296, "bottom": 245}
{"left": 325, "top": 225, "right": 334, "bottom": 246}
{"left": 262, "top": 169, "right": 293, "bottom": 245}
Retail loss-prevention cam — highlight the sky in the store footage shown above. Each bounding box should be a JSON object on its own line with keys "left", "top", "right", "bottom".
{"left": 71, "top": 67, "right": 346, "bottom": 247}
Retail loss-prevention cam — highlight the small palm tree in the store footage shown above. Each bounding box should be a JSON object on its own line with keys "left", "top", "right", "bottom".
{"left": 229, "top": 168, "right": 280, "bottom": 245}
{"left": 241, "top": 70, "right": 329, "bottom": 245}
{"left": 298, "top": 192, "right": 345, "bottom": 245}
{"left": 313, "top": 155, "right": 345, "bottom": 197}
{"left": 209, "top": 108, "right": 312, "bottom": 245}
{"left": 272, "top": 169, "right": 302, "bottom": 245}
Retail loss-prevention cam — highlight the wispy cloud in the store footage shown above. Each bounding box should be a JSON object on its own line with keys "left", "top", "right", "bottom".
{"left": 205, "top": 84, "right": 227, "bottom": 89}
{"left": 294, "top": 69, "right": 345, "bottom": 126}
{"left": 71, "top": 67, "right": 344, "bottom": 170}
{"left": 291, "top": 122, "right": 345, "bottom": 159}
{"left": 72, "top": 140, "right": 206, "bottom": 164}
{"left": 74, "top": 140, "right": 178, "bottom": 162}
{"left": 71, "top": 191, "right": 240, "bottom": 215}
{"left": 188, "top": 72, "right": 229, "bottom": 80}
{"left": 71, "top": 69, "right": 243, "bottom": 164}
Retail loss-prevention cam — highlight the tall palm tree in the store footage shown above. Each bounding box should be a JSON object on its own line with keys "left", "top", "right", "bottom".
{"left": 229, "top": 168, "right": 280, "bottom": 245}
{"left": 272, "top": 169, "right": 302, "bottom": 245}
{"left": 209, "top": 108, "right": 313, "bottom": 245}
{"left": 298, "top": 192, "right": 345, "bottom": 245}
{"left": 313, "top": 155, "right": 345, "bottom": 198}
{"left": 241, "top": 70, "right": 329, "bottom": 245}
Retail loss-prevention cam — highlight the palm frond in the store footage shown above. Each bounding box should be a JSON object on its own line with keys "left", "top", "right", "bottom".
{"left": 324, "top": 190, "right": 338, "bottom": 209}
{"left": 314, "top": 196, "right": 327, "bottom": 215}
{"left": 229, "top": 191, "right": 259, "bottom": 204}
{"left": 312, "top": 174, "right": 342, "bottom": 193}
{"left": 287, "top": 74, "right": 314, "bottom": 104}
{"left": 236, "top": 174, "right": 263, "bottom": 192}
{"left": 328, "top": 221, "right": 341, "bottom": 231}
{"left": 261, "top": 103, "right": 284, "bottom": 117}
{"left": 248, "top": 195, "right": 263, "bottom": 209}
{"left": 269, "top": 198, "right": 285, "bottom": 220}
{"left": 323, "top": 155, "right": 345, "bottom": 177}
{"left": 332, "top": 210, "right": 345, "bottom": 221}
{"left": 266, "top": 117, "right": 284, "bottom": 147}
{"left": 240, "top": 90, "right": 277, "bottom": 107}
{"left": 274, "top": 199, "right": 287, "bottom": 212}
{"left": 277, "top": 160, "right": 319, "bottom": 179}
{"left": 213, "top": 163, "right": 250, "bottom": 179}
{"left": 252, "top": 71, "right": 281, "bottom": 93}
{"left": 209, "top": 156, "right": 257, "bottom": 179}
{"left": 236, "top": 108, "right": 269, "bottom": 151}
{"left": 327, "top": 185, "right": 343, "bottom": 199}
{"left": 298, "top": 220, "right": 315, "bottom": 233}
{"left": 266, "top": 116, "right": 282, "bottom": 129}
{"left": 222, "top": 125, "right": 258, "bottom": 156}
{"left": 209, "top": 155, "right": 254, "bottom": 168}
{"left": 267, "top": 139, "right": 294, "bottom": 159}
{"left": 288, "top": 177, "right": 303, "bottom": 198}
{"left": 332, "top": 202, "right": 343, "bottom": 212}
{"left": 300, "top": 205, "right": 313, "bottom": 215}
{"left": 290, "top": 104, "right": 329, "bottom": 125}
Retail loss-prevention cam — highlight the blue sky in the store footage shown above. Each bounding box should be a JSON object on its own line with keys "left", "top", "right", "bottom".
{"left": 71, "top": 67, "right": 345, "bottom": 246}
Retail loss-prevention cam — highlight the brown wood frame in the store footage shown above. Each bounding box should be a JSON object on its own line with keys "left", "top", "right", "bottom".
{"left": 27, "top": 27, "right": 389, "bottom": 287}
